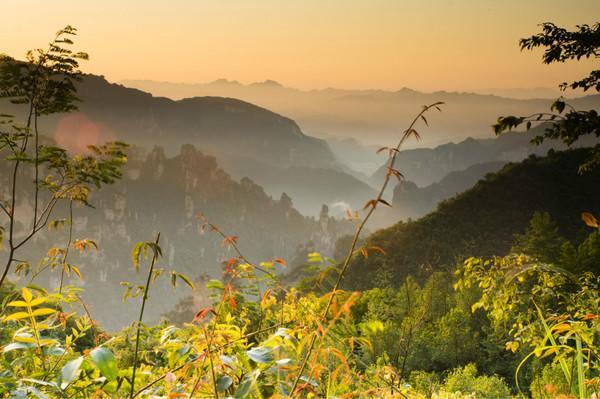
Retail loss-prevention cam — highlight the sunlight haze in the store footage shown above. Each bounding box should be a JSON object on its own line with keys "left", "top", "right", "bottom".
{"left": 2, "top": 0, "right": 599, "bottom": 91}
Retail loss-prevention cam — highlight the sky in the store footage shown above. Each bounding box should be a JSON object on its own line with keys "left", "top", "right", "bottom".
{"left": 1, "top": 0, "right": 599, "bottom": 92}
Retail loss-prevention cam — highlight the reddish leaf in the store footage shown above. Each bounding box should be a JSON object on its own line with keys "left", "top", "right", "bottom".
{"left": 582, "top": 212, "right": 599, "bottom": 228}
{"left": 273, "top": 257, "right": 287, "bottom": 267}
{"left": 368, "top": 246, "right": 386, "bottom": 255}
{"left": 363, "top": 199, "right": 377, "bottom": 210}
{"left": 193, "top": 307, "right": 216, "bottom": 323}
{"left": 228, "top": 295, "right": 237, "bottom": 309}
{"left": 386, "top": 167, "right": 404, "bottom": 182}
{"left": 222, "top": 236, "right": 238, "bottom": 247}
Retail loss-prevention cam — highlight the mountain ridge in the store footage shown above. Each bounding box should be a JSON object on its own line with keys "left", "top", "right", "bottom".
{"left": 340, "top": 148, "right": 600, "bottom": 291}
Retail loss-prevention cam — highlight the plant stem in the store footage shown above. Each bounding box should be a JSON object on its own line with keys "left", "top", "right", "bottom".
{"left": 60, "top": 200, "right": 74, "bottom": 293}
{"left": 129, "top": 232, "right": 161, "bottom": 399}
{"left": 289, "top": 102, "right": 443, "bottom": 396}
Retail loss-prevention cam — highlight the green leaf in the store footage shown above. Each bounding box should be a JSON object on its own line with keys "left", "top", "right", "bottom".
{"left": 206, "top": 279, "right": 225, "bottom": 291}
{"left": 551, "top": 98, "right": 566, "bottom": 114}
{"left": 131, "top": 242, "right": 143, "bottom": 271}
{"left": 216, "top": 375, "right": 233, "bottom": 392}
{"left": 246, "top": 347, "right": 274, "bottom": 364}
{"left": 234, "top": 370, "right": 260, "bottom": 399}
{"left": 60, "top": 356, "right": 84, "bottom": 389}
{"left": 177, "top": 273, "right": 195, "bottom": 290}
{"left": 3, "top": 342, "right": 35, "bottom": 352}
{"left": 90, "top": 347, "right": 118, "bottom": 381}
{"left": 46, "top": 346, "right": 66, "bottom": 356}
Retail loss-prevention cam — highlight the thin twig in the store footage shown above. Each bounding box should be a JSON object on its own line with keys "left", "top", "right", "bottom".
{"left": 289, "top": 102, "right": 443, "bottom": 396}
{"left": 129, "top": 232, "right": 161, "bottom": 399}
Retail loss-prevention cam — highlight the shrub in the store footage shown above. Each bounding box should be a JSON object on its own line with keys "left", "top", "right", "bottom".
{"left": 530, "top": 362, "right": 572, "bottom": 399}
{"left": 409, "top": 370, "right": 441, "bottom": 398}
{"left": 443, "top": 363, "right": 512, "bottom": 398}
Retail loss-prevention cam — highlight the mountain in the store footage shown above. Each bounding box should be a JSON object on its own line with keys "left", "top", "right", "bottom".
{"left": 121, "top": 79, "right": 600, "bottom": 169}
{"left": 71, "top": 75, "right": 336, "bottom": 167}
{"left": 1, "top": 74, "right": 376, "bottom": 216}
{"left": 324, "top": 137, "right": 382, "bottom": 177}
{"left": 0, "top": 143, "right": 353, "bottom": 330}
{"left": 469, "top": 87, "right": 562, "bottom": 99}
{"left": 386, "top": 161, "right": 506, "bottom": 221}
{"left": 216, "top": 156, "right": 376, "bottom": 217}
{"left": 369, "top": 125, "right": 598, "bottom": 188}
{"left": 339, "top": 148, "right": 600, "bottom": 291}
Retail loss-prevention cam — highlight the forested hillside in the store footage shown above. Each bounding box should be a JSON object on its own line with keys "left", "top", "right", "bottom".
{"left": 386, "top": 161, "right": 506, "bottom": 220}
{"left": 343, "top": 148, "right": 600, "bottom": 290}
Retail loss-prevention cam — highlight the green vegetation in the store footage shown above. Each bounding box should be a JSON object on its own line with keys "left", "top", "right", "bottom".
{"left": 494, "top": 22, "right": 600, "bottom": 172}
{"left": 342, "top": 148, "right": 600, "bottom": 290}
{"left": 0, "top": 22, "right": 599, "bottom": 399}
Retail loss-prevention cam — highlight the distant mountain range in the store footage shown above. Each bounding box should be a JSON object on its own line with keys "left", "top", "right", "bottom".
{"left": 364, "top": 125, "right": 599, "bottom": 227}
{"left": 121, "top": 79, "right": 600, "bottom": 161}
{"left": 2, "top": 74, "right": 375, "bottom": 216}
{"left": 369, "top": 124, "right": 598, "bottom": 188}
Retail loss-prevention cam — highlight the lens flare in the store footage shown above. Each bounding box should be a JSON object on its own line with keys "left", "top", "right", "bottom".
{"left": 54, "top": 113, "right": 115, "bottom": 154}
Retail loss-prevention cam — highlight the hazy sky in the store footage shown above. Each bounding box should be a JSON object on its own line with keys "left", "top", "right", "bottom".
{"left": 2, "top": 0, "right": 598, "bottom": 91}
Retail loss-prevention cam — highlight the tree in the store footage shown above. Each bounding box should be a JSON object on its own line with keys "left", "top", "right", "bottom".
{"left": 493, "top": 22, "right": 600, "bottom": 172}
{"left": 513, "top": 212, "right": 568, "bottom": 265}
{"left": 0, "top": 26, "right": 127, "bottom": 286}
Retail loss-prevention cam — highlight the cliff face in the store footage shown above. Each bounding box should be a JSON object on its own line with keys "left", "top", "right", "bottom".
{"left": 0, "top": 144, "right": 352, "bottom": 330}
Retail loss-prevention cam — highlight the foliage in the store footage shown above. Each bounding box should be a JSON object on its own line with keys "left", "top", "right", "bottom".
{"left": 455, "top": 249, "right": 599, "bottom": 397}
{"left": 442, "top": 363, "right": 511, "bottom": 399}
{"left": 493, "top": 22, "right": 600, "bottom": 172}
{"left": 0, "top": 25, "right": 128, "bottom": 288}
{"left": 529, "top": 362, "right": 571, "bottom": 399}
{"left": 2, "top": 22, "right": 598, "bottom": 399}
{"left": 342, "top": 148, "right": 600, "bottom": 291}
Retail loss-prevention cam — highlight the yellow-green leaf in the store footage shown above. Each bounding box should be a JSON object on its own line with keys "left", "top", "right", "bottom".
{"left": 7, "top": 301, "right": 29, "bottom": 308}
{"left": 14, "top": 335, "right": 36, "bottom": 343}
{"left": 22, "top": 288, "right": 33, "bottom": 303}
{"left": 28, "top": 297, "right": 46, "bottom": 307}
{"left": 132, "top": 242, "right": 143, "bottom": 271}
{"left": 69, "top": 265, "right": 82, "bottom": 279}
{"left": 4, "top": 312, "right": 30, "bottom": 321}
{"left": 31, "top": 308, "right": 57, "bottom": 317}
{"left": 178, "top": 273, "right": 195, "bottom": 290}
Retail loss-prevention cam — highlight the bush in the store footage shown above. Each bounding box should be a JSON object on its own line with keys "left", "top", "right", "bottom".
{"left": 409, "top": 370, "right": 441, "bottom": 398}
{"left": 443, "top": 363, "right": 512, "bottom": 398}
{"left": 529, "top": 362, "right": 571, "bottom": 399}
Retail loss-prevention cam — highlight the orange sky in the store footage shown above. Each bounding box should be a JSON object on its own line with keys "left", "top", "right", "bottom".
{"left": 1, "top": 0, "right": 598, "bottom": 91}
